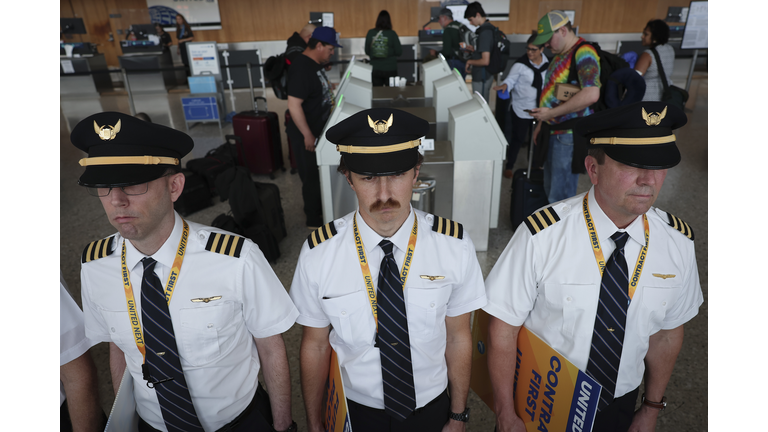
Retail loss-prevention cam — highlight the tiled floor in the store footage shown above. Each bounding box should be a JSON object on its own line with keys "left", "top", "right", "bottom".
{"left": 60, "top": 72, "right": 708, "bottom": 431}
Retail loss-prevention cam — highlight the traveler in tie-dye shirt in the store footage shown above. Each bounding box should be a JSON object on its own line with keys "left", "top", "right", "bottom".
{"left": 530, "top": 11, "right": 601, "bottom": 204}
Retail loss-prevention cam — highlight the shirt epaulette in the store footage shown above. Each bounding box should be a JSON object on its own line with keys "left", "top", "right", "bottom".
{"left": 525, "top": 207, "right": 561, "bottom": 235}
{"left": 432, "top": 216, "right": 463, "bottom": 239}
{"left": 659, "top": 209, "right": 695, "bottom": 241}
{"left": 205, "top": 232, "right": 246, "bottom": 257}
{"left": 82, "top": 235, "right": 116, "bottom": 263}
{"left": 307, "top": 222, "right": 337, "bottom": 249}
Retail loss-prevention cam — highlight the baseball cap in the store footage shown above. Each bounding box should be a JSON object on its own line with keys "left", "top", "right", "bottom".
{"left": 312, "top": 26, "right": 342, "bottom": 48}
{"left": 533, "top": 10, "right": 571, "bottom": 45}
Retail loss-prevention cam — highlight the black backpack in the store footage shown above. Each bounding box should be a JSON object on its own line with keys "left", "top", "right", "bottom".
{"left": 567, "top": 41, "right": 646, "bottom": 111}
{"left": 479, "top": 24, "right": 510, "bottom": 75}
{"left": 264, "top": 53, "right": 288, "bottom": 100}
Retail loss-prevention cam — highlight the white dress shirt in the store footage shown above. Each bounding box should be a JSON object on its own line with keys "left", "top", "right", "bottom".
{"left": 80, "top": 212, "right": 299, "bottom": 431}
{"left": 290, "top": 208, "right": 487, "bottom": 409}
{"left": 61, "top": 271, "right": 98, "bottom": 406}
{"left": 484, "top": 187, "right": 703, "bottom": 398}
{"left": 500, "top": 55, "right": 548, "bottom": 119}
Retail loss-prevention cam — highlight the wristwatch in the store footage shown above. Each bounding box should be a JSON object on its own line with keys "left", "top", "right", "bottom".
{"left": 449, "top": 407, "right": 470, "bottom": 422}
{"left": 641, "top": 394, "right": 667, "bottom": 411}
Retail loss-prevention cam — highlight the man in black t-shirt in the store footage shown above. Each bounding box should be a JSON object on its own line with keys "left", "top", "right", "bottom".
{"left": 286, "top": 26, "right": 341, "bottom": 228}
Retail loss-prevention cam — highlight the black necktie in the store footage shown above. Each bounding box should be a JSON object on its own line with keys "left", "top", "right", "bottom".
{"left": 377, "top": 240, "right": 417, "bottom": 420}
{"left": 586, "top": 232, "right": 630, "bottom": 411}
{"left": 140, "top": 258, "right": 204, "bottom": 431}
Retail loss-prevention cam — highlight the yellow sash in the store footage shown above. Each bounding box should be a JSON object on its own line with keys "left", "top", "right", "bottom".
{"left": 121, "top": 220, "right": 190, "bottom": 361}
{"left": 582, "top": 193, "right": 649, "bottom": 299}
{"left": 353, "top": 213, "right": 418, "bottom": 331}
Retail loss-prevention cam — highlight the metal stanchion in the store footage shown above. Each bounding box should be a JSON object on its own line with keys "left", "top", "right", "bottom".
{"left": 121, "top": 68, "right": 136, "bottom": 116}
{"left": 684, "top": 49, "right": 698, "bottom": 93}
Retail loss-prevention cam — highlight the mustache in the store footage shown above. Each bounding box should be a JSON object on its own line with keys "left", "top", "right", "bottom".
{"left": 369, "top": 198, "right": 401, "bottom": 212}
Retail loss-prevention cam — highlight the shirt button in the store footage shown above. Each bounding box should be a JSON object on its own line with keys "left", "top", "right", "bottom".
{"left": 199, "top": 233, "right": 205, "bottom": 240}
{"left": 662, "top": 301, "right": 667, "bottom": 307}
{"left": 430, "top": 302, "right": 436, "bottom": 308}
{"left": 338, "top": 220, "right": 344, "bottom": 226}
{"left": 111, "top": 327, "right": 116, "bottom": 333}
{"left": 341, "top": 311, "right": 347, "bottom": 316}
{"left": 566, "top": 296, "right": 572, "bottom": 302}
{"left": 562, "top": 205, "right": 570, "bottom": 212}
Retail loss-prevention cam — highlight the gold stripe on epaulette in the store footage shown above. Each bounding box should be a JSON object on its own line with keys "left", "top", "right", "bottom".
{"left": 524, "top": 207, "right": 561, "bottom": 235}
{"left": 81, "top": 236, "right": 115, "bottom": 263}
{"left": 205, "top": 233, "right": 246, "bottom": 257}
{"left": 431, "top": 216, "right": 464, "bottom": 239}
{"left": 308, "top": 222, "right": 338, "bottom": 249}
{"left": 666, "top": 213, "right": 694, "bottom": 240}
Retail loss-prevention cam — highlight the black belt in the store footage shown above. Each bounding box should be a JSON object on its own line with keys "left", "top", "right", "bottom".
{"left": 349, "top": 387, "right": 448, "bottom": 418}
{"left": 138, "top": 383, "right": 268, "bottom": 432}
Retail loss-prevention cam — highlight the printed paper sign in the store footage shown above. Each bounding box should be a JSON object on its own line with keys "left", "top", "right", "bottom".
{"left": 470, "top": 311, "right": 602, "bottom": 432}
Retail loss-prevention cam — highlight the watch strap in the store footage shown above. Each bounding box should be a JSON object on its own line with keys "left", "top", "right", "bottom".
{"left": 449, "top": 407, "right": 470, "bottom": 422}
{"left": 641, "top": 394, "right": 666, "bottom": 411}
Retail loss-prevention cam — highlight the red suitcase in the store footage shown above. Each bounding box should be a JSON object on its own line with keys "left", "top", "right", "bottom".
{"left": 232, "top": 97, "right": 284, "bottom": 178}
{"left": 283, "top": 109, "right": 298, "bottom": 174}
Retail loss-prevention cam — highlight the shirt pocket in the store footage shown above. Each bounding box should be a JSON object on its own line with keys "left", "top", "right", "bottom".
{"left": 100, "top": 309, "right": 137, "bottom": 352}
{"left": 637, "top": 286, "right": 682, "bottom": 336}
{"left": 542, "top": 283, "right": 598, "bottom": 338}
{"left": 178, "top": 301, "right": 237, "bottom": 367}
{"left": 406, "top": 285, "right": 453, "bottom": 340}
{"left": 321, "top": 291, "right": 375, "bottom": 352}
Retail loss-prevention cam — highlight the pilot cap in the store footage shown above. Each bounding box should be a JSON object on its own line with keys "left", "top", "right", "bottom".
{"left": 326, "top": 108, "right": 429, "bottom": 176}
{"left": 575, "top": 101, "right": 687, "bottom": 170}
{"left": 70, "top": 112, "right": 193, "bottom": 187}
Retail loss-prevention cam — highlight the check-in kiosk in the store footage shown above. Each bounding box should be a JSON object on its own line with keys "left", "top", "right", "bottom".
{"left": 419, "top": 55, "right": 453, "bottom": 102}
{"left": 335, "top": 75, "right": 372, "bottom": 109}
{"left": 448, "top": 93, "right": 507, "bottom": 251}
{"left": 342, "top": 57, "right": 373, "bottom": 83}
{"left": 432, "top": 69, "right": 472, "bottom": 140}
{"left": 316, "top": 98, "right": 366, "bottom": 222}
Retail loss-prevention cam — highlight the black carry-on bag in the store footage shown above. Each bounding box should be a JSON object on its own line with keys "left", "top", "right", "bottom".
{"left": 510, "top": 119, "right": 549, "bottom": 230}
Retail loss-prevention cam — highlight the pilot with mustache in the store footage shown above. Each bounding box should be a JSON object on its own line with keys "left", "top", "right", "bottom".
{"left": 290, "top": 108, "right": 487, "bottom": 432}
{"left": 484, "top": 102, "right": 703, "bottom": 432}
{"left": 71, "top": 112, "right": 299, "bottom": 432}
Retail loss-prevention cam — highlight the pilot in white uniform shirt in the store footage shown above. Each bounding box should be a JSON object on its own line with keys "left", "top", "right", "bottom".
{"left": 81, "top": 212, "right": 299, "bottom": 431}
{"left": 290, "top": 206, "right": 487, "bottom": 408}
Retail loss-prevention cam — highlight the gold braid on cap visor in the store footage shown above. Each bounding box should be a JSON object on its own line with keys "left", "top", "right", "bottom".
{"left": 336, "top": 139, "right": 421, "bottom": 154}
{"left": 589, "top": 134, "right": 675, "bottom": 145}
{"left": 78, "top": 156, "right": 180, "bottom": 166}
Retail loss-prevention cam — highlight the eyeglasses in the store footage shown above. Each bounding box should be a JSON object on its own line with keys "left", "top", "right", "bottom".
{"left": 86, "top": 182, "right": 151, "bottom": 197}
{"left": 526, "top": 47, "right": 542, "bottom": 52}
{"left": 86, "top": 173, "right": 173, "bottom": 197}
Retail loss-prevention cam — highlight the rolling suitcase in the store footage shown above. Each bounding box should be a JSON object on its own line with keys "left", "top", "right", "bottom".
{"left": 232, "top": 97, "right": 284, "bottom": 179}
{"left": 510, "top": 120, "right": 549, "bottom": 230}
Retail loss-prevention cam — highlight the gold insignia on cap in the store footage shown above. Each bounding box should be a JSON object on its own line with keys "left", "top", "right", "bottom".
{"left": 642, "top": 106, "right": 667, "bottom": 126}
{"left": 93, "top": 119, "right": 122, "bottom": 141}
{"left": 368, "top": 113, "right": 394, "bottom": 134}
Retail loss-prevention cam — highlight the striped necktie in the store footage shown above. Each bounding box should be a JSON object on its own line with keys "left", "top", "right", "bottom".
{"left": 586, "top": 232, "right": 630, "bottom": 411}
{"left": 377, "top": 240, "right": 417, "bottom": 420}
{"left": 140, "top": 258, "right": 204, "bottom": 431}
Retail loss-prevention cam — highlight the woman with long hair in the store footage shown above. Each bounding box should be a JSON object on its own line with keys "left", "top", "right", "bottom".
{"left": 634, "top": 19, "right": 674, "bottom": 101}
{"left": 175, "top": 13, "right": 194, "bottom": 75}
{"left": 364, "top": 10, "right": 402, "bottom": 86}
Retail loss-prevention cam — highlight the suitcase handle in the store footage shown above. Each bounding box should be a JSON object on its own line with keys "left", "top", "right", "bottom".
{"left": 254, "top": 96, "right": 268, "bottom": 114}
{"left": 527, "top": 120, "right": 537, "bottom": 179}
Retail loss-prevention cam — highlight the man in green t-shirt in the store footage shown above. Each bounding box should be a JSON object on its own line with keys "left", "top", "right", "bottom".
{"left": 429, "top": 8, "right": 467, "bottom": 79}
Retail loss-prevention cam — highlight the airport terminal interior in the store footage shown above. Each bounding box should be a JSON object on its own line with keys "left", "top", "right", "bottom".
{"left": 60, "top": 2, "right": 708, "bottom": 430}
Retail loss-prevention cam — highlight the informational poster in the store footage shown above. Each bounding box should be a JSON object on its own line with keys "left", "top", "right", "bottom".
{"left": 470, "top": 312, "right": 602, "bottom": 432}
{"left": 322, "top": 350, "right": 352, "bottom": 432}
{"left": 188, "top": 42, "right": 221, "bottom": 76}
{"left": 105, "top": 370, "right": 139, "bottom": 432}
{"left": 147, "top": 0, "right": 222, "bottom": 29}
{"left": 681, "top": 1, "right": 708, "bottom": 49}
